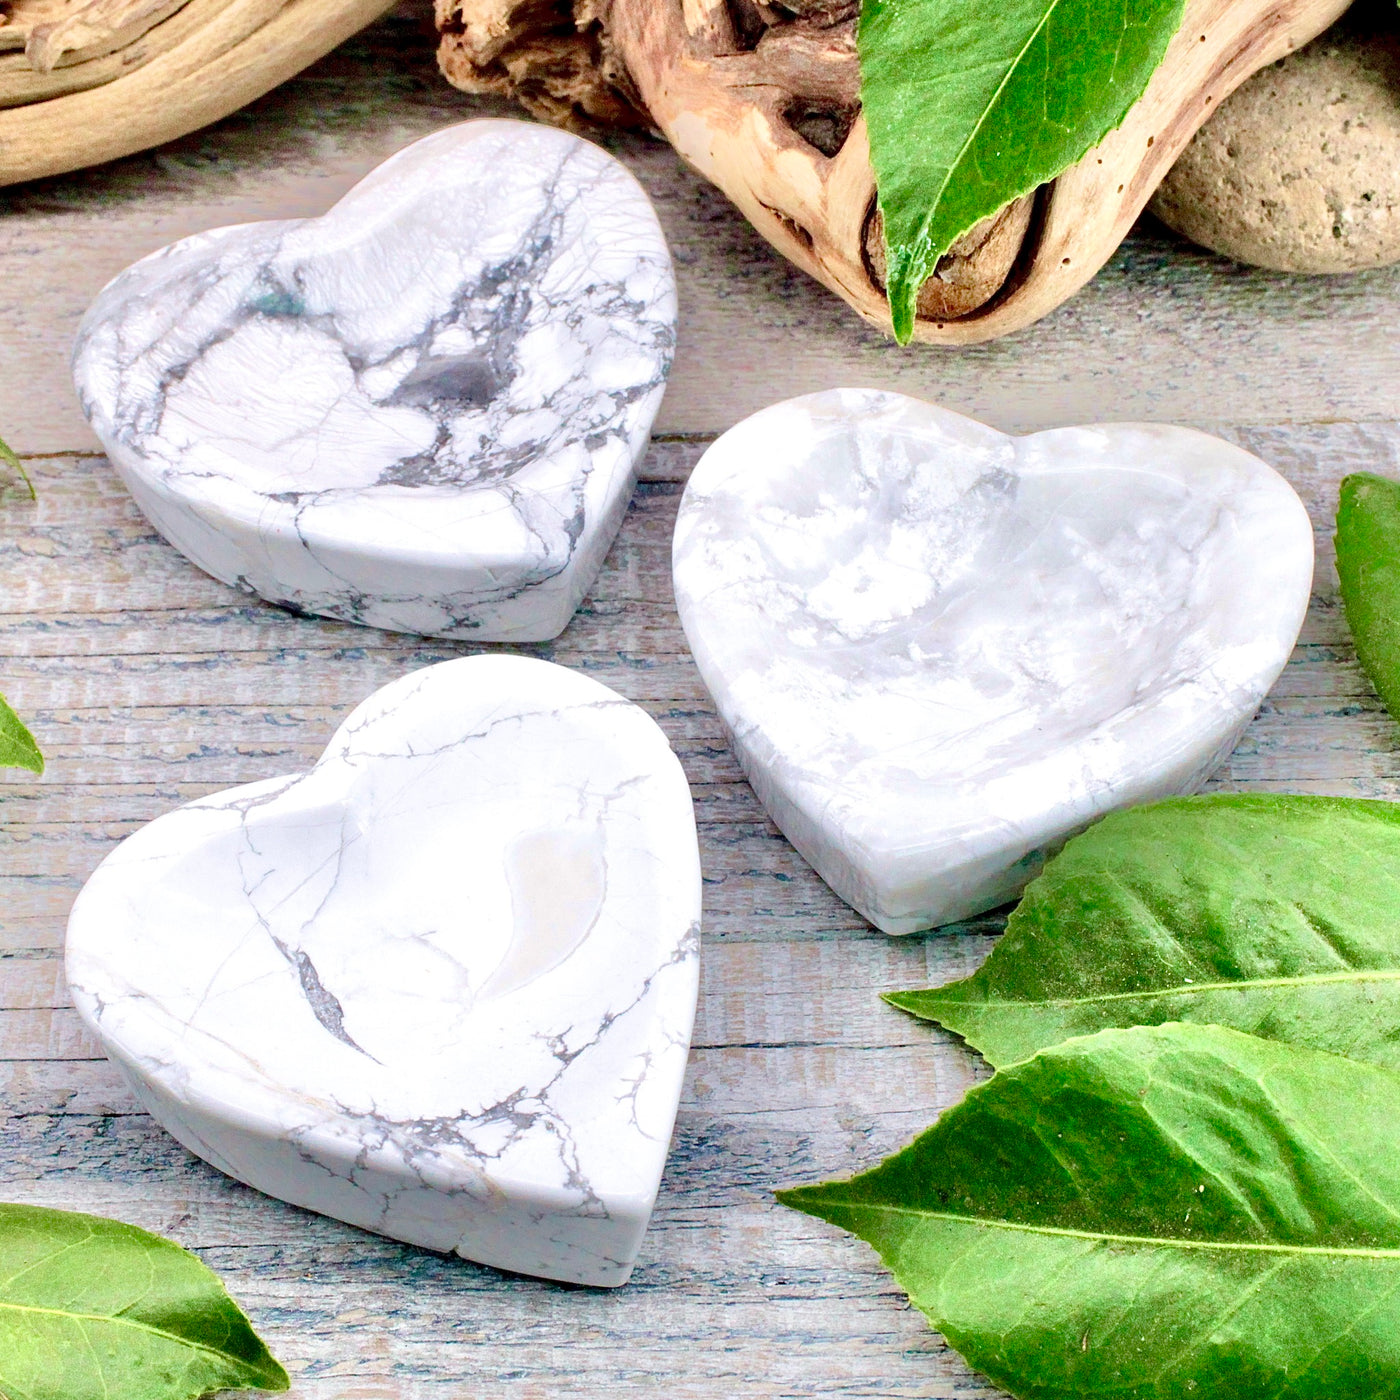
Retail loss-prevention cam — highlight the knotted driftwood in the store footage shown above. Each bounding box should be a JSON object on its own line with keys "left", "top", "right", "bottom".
{"left": 437, "top": 0, "right": 1353, "bottom": 341}
{"left": 0, "top": 0, "right": 397, "bottom": 186}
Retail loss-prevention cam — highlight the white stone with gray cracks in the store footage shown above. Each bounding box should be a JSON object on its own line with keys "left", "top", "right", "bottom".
{"left": 65, "top": 655, "right": 701, "bottom": 1287}
{"left": 71, "top": 120, "right": 676, "bottom": 642}
{"left": 672, "top": 389, "right": 1315, "bottom": 935}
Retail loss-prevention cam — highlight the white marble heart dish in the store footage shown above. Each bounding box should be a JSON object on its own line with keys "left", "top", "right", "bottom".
{"left": 65, "top": 656, "right": 701, "bottom": 1287}
{"left": 71, "top": 120, "right": 676, "bottom": 642}
{"left": 672, "top": 389, "right": 1314, "bottom": 935}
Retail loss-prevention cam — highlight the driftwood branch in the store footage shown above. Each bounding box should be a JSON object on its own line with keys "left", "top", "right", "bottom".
{"left": 0, "top": 0, "right": 396, "bottom": 184}
{"left": 439, "top": 0, "right": 1353, "bottom": 341}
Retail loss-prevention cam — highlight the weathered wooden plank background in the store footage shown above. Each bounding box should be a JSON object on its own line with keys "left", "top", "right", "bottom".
{"left": 0, "top": 4, "right": 1397, "bottom": 1394}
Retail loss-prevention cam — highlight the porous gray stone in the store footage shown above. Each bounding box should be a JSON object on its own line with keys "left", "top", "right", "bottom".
{"left": 1151, "top": 13, "right": 1400, "bottom": 273}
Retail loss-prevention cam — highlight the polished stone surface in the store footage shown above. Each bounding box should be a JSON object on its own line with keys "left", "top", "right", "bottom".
{"left": 672, "top": 388, "right": 1315, "bottom": 934}
{"left": 71, "top": 120, "right": 676, "bottom": 641}
{"left": 66, "top": 655, "right": 702, "bottom": 1286}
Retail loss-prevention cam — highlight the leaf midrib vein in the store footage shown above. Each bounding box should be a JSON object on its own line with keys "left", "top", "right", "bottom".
{"left": 915, "top": 0, "right": 1068, "bottom": 244}
{"left": 947, "top": 968, "right": 1400, "bottom": 1010}
{"left": 845, "top": 1204, "right": 1400, "bottom": 1258}
{"left": 0, "top": 1296, "right": 247, "bottom": 1367}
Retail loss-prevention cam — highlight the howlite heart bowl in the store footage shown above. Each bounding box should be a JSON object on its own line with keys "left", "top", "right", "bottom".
{"left": 72, "top": 120, "right": 677, "bottom": 642}
{"left": 65, "top": 655, "right": 701, "bottom": 1286}
{"left": 672, "top": 388, "right": 1315, "bottom": 933}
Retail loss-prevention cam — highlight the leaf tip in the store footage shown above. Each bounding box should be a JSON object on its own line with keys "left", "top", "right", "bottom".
{"left": 774, "top": 1183, "right": 828, "bottom": 1215}
{"left": 881, "top": 989, "right": 920, "bottom": 1014}
{"left": 888, "top": 278, "right": 917, "bottom": 346}
{"left": 256, "top": 1357, "right": 293, "bottom": 1393}
{"left": 0, "top": 433, "right": 35, "bottom": 500}
{"left": 0, "top": 693, "right": 44, "bottom": 776}
{"left": 878, "top": 240, "right": 924, "bottom": 346}
{"left": 883, "top": 989, "right": 956, "bottom": 1027}
{"left": 1338, "top": 470, "right": 1400, "bottom": 517}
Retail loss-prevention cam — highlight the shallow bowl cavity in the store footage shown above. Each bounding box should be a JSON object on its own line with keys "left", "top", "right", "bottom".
{"left": 672, "top": 389, "right": 1316, "bottom": 933}
{"left": 73, "top": 120, "right": 677, "bottom": 641}
{"left": 66, "top": 656, "right": 701, "bottom": 1286}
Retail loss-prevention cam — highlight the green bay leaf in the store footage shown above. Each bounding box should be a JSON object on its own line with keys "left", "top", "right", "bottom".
{"left": 0, "top": 1203, "right": 288, "bottom": 1400}
{"left": 1337, "top": 472, "right": 1400, "bottom": 722}
{"left": 781, "top": 1022, "right": 1400, "bottom": 1400}
{"left": 888, "top": 795, "right": 1400, "bottom": 1070}
{"left": 861, "top": 0, "right": 1185, "bottom": 342}
{"left": 0, "top": 694, "right": 42, "bottom": 775}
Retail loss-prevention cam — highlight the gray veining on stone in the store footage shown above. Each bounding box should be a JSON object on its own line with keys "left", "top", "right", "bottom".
{"left": 71, "top": 120, "right": 677, "bottom": 641}
{"left": 65, "top": 655, "right": 702, "bottom": 1287}
{"left": 672, "top": 388, "right": 1316, "bottom": 934}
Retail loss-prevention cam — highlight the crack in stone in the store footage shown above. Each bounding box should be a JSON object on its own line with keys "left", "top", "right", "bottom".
{"left": 272, "top": 938, "right": 378, "bottom": 1062}
{"left": 71, "top": 126, "right": 675, "bottom": 642}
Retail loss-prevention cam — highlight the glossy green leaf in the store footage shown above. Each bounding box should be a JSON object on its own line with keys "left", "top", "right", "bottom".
{"left": 0, "top": 693, "right": 42, "bottom": 775}
{"left": 887, "top": 795, "right": 1400, "bottom": 1070}
{"left": 860, "top": 0, "right": 1185, "bottom": 342}
{"left": 781, "top": 1022, "right": 1400, "bottom": 1400}
{"left": 1337, "top": 472, "right": 1400, "bottom": 722}
{"left": 0, "top": 1203, "right": 288, "bottom": 1400}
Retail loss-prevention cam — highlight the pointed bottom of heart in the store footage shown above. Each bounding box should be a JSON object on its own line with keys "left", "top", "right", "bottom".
{"left": 672, "top": 390, "right": 1316, "bottom": 933}
{"left": 65, "top": 655, "right": 702, "bottom": 1287}
{"left": 119, "top": 1066, "right": 655, "bottom": 1286}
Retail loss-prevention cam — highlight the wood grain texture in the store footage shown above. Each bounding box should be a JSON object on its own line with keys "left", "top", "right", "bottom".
{"left": 0, "top": 0, "right": 399, "bottom": 185}
{"left": 2, "top": 419, "right": 1399, "bottom": 1395}
{"left": 2, "top": 6, "right": 1400, "bottom": 457}
{"left": 0, "top": 5, "right": 1397, "bottom": 1395}
{"left": 610, "top": 0, "right": 1351, "bottom": 342}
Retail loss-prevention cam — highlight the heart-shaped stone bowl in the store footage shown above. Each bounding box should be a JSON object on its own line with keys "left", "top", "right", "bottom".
{"left": 672, "top": 389, "right": 1315, "bottom": 935}
{"left": 71, "top": 119, "right": 677, "bottom": 642}
{"left": 65, "top": 655, "right": 702, "bottom": 1287}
